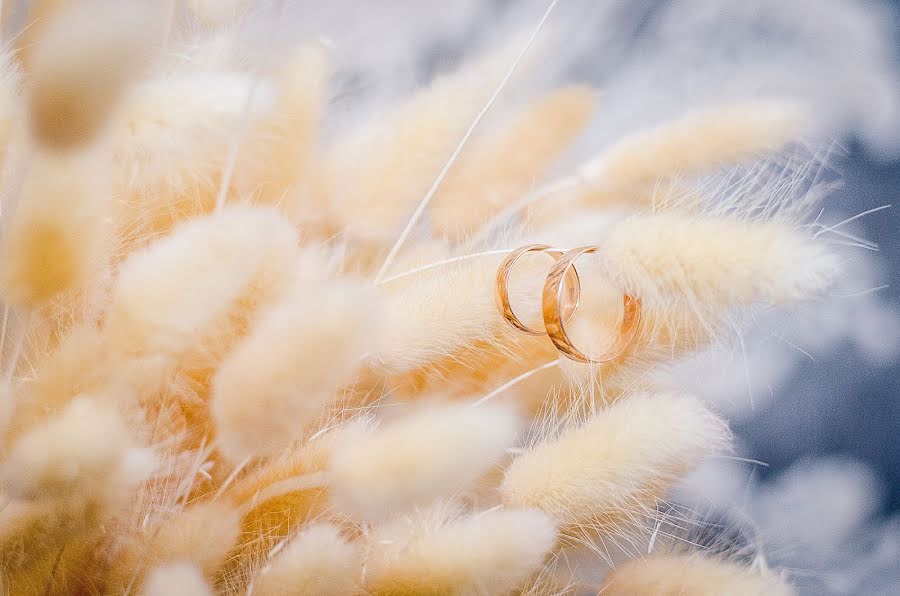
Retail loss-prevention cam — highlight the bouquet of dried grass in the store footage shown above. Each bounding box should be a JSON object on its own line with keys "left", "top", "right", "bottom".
{"left": 0, "top": 1, "right": 891, "bottom": 594}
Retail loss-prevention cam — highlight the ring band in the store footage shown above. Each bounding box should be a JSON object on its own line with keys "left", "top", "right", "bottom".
{"left": 496, "top": 244, "right": 580, "bottom": 336}
{"left": 542, "top": 246, "right": 641, "bottom": 363}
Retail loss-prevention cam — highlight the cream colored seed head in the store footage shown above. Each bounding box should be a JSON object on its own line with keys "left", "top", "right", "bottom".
{"left": 602, "top": 214, "right": 839, "bottom": 312}
{"left": 151, "top": 501, "right": 241, "bottom": 576}
{"left": 253, "top": 523, "right": 360, "bottom": 596}
{"left": 27, "top": 0, "right": 154, "bottom": 149}
{"left": 366, "top": 507, "right": 558, "bottom": 595}
{"left": 430, "top": 85, "right": 597, "bottom": 241}
{"left": 212, "top": 275, "right": 382, "bottom": 464}
{"left": 329, "top": 40, "right": 533, "bottom": 244}
{"left": 2, "top": 397, "right": 129, "bottom": 500}
{"left": 580, "top": 100, "right": 806, "bottom": 190}
{"left": 501, "top": 393, "right": 731, "bottom": 529}
{"left": 601, "top": 554, "right": 796, "bottom": 596}
{"left": 329, "top": 402, "right": 520, "bottom": 519}
{"left": 0, "top": 150, "right": 110, "bottom": 308}
{"left": 105, "top": 204, "right": 299, "bottom": 358}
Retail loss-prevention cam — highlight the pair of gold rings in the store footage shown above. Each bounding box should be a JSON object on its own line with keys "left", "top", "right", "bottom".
{"left": 495, "top": 244, "right": 641, "bottom": 364}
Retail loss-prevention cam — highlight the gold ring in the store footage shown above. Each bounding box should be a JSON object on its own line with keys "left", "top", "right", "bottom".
{"left": 496, "top": 244, "right": 580, "bottom": 336}
{"left": 542, "top": 246, "right": 641, "bottom": 363}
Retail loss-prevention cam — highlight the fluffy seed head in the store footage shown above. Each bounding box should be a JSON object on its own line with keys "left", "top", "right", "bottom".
{"left": 105, "top": 205, "right": 298, "bottom": 357}
{"left": 580, "top": 100, "right": 806, "bottom": 190}
{"left": 27, "top": 0, "right": 153, "bottom": 148}
{"left": 114, "top": 70, "right": 273, "bottom": 197}
{"left": 601, "top": 554, "right": 795, "bottom": 596}
{"left": 329, "top": 403, "right": 520, "bottom": 519}
{"left": 329, "top": 41, "right": 531, "bottom": 243}
{"left": 602, "top": 214, "right": 839, "bottom": 311}
{"left": 254, "top": 40, "right": 331, "bottom": 209}
{"left": 430, "top": 86, "right": 596, "bottom": 240}
{"left": 376, "top": 250, "right": 544, "bottom": 374}
{"left": 3, "top": 397, "right": 128, "bottom": 500}
{"left": 212, "top": 275, "right": 381, "bottom": 463}
{"left": 8, "top": 325, "right": 112, "bottom": 439}
{"left": 253, "top": 523, "right": 360, "bottom": 596}
{"left": 366, "top": 507, "right": 557, "bottom": 595}
{"left": 151, "top": 502, "right": 241, "bottom": 576}
{"left": 0, "top": 150, "right": 110, "bottom": 307}
{"left": 112, "top": 70, "right": 276, "bottom": 245}
{"left": 501, "top": 393, "right": 731, "bottom": 529}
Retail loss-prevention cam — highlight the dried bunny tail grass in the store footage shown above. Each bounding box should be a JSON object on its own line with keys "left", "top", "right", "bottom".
{"left": 112, "top": 70, "right": 276, "bottom": 242}
{"left": 375, "top": 248, "right": 545, "bottom": 375}
{"left": 366, "top": 507, "right": 557, "bottom": 595}
{"left": 601, "top": 213, "right": 839, "bottom": 312}
{"left": 600, "top": 554, "right": 795, "bottom": 596}
{"left": 254, "top": 39, "right": 331, "bottom": 209}
{"left": 0, "top": 150, "right": 110, "bottom": 308}
{"left": 105, "top": 204, "right": 298, "bottom": 358}
{"left": 501, "top": 393, "right": 731, "bottom": 531}
{"left": 381, "top": 330, "right": 558, "bottom": 408}
{"left": 329, "top": 402, "right": 519, "bottom": 520}
{"left": 579, "top": 100, "right": 806, "bottom": 192}
{"left": 2, "top": 397, "right": 152, "bottom": 501}
{"left": 328, "top": 39, "right": 534, "bottom": 245}
{"left": 212, "top": 276, "right": 381, "bottom": 463}
{"left": 252, "top": 523, "right": 360, "bottom": 596}
{"left": 142, "top": 562, "right": 213, "bottom": 596}
{"left": 6, "top": 325, "right": 111, "bottom": 441}
{"left": 375, "top": 252, "right": 502, "bottom": 374}
{"left": 150, "top": 501, "right": 241, "bottom": 577}
{"left": 26, "top": 0, "right": 154, "bottom": 149}
{"left": 430, "top": 85, "right": 596, "bottom": 241}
